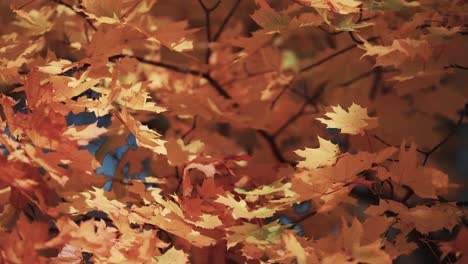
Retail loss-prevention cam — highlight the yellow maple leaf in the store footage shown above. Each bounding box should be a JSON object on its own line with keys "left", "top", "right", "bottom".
{"left": 295, "top": 136, "right": 339, "bottom": 170}
{"left": 155, "top": 247, "right": 188, "bottom": 263}
{"left": 301, "top": 0, "right": 361, "bottom": 14}
{"left": 215, "top": 193, "right": 276, "bottom": 220}
{"left": 113, "top": 108, "right": 167, "bottom": 155}
{"left": 316, "top": 103, "right": 378, "bottom": 135}
{"left": 283, "top": 233, "right": 307, "bottom": 264}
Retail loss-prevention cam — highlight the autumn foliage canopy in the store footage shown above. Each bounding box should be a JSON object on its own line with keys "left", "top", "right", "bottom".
{"left": 0, "top": 0, "right": 467, "bottom": 263}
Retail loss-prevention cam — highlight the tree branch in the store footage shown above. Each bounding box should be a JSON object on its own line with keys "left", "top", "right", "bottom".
{"left": 51, "top": 0, "right": 97, "bottom": 31}
{"left": 373, "top": 104, "right": 467, "bottom": 166}
{"left": 198, "top": 0, "right": 221, "bottom": 64}
{"left": 340, "top": 69, "right": 374, "bottom": 86}
{"left": 444, "top": 64, "right": 468, "bottom": 70}
{"left": 372, "top": 135, "right": 428, "bottom": 155}
{"left": 257, "top": 130, "right": 292, "bottom": 165}
{"left": 369, "top": 66, "right": 383, "bottom": 100}
{"left": 422, "top": 104, "right": 467, "bottom": 165}
{"left": 273, "top": 101, "right": 308, "bottom": 137}
{"left": 300, "top": 37, "right": 379, "bottom": 73}
{"left": 213, "top": 0, "right": 241, "bottom": 41}
{"left": 108, "top": 54, "right": 232, "bottom": 99}
{"left": 181, "top": 115, "right": 198, "bottom": 141}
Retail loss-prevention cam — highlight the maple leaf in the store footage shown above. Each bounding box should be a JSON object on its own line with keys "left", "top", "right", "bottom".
{"left": 155, "top": 247, "right": 188, "bottom": 264}
{"left": 226, "top": 222, "right": 284, "bottom": 249}
{"left": 111, "top": 81, "right": 166, "bottom": 113}
{"left": 44, "top": 218, "right": 118, "bottom": 259}
{"left": 1, "top": 0, "right": 465, "bottom": 262}
{"left": 283, "top": 233, "right": 308, "bottom": 264}
{"left": 13, "top": 7, "right": 53, "bottom": 33}
{"left": 389, "top": 141, "right": 450, "bottom": 198}
{"left": 300, "top": 0, "right": 361, "bottom": 14}
{"left": 37, "top": 59, "right": 75, "bottom": 75}
{"left": 316, "top": 103, "right": 378, "bottom": 135}
{"left": 112, "top": 108, "right": 167, "bottom": 155}
{"left": 440, "top": 228, "right": 468, "bottom": 263}
{"left": 51, "top": 244, "right": 83, "bottom": 264}
{"left": 215, "top": 193, "right": 276, "bottom": 220}
{"left": 365, "top": 0, "right": 420, "bottom": 10}
{"left": 251, "top": 0, "right": 290, "bottom": 34}
{"left": 360, "top": 38, "right": 432, "bottom": 68}
{"left": 295, "top": 136, "right": 340, "bottom": 170}
{"left": 165, "top": 139, "right": 205, "bottom": 166}
{"left": 398, "top": 204, "right": 462, "bottom": 234}
{"left": 324, "top": 218, "right": 392, "bottom": 264}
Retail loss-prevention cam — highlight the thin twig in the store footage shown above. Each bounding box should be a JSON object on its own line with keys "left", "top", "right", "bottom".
{"left": 270, "top": 77, "right": 296, "bottom": 109}
{"left": 372, "top": 135, "right": 427, "bottom": 155}
{"left": 181, "top": 116, "right": 198, "bottom": 141}
{"left": 201, "top": 72, "right": 232, "bottom": 99}
{"left": 17, "top": 0, "right": 37, "bottom": 10}
{"left": 444, "top": 64, "right": 468, "bottom": 70}
{"left": 293, "top": 210, "right": 317, "bottom": 224}
{"left": 300, "top": 36, "right": 379, "bottom": 73}
{"left": 108, "top": 54, "right": 232, "bottom": 99}
{"left": 198, "top": 0, "right": 221, "bottom": 64}
{"left": 51, "top": 0, "right": 97, "bottom": 31}
{"left": 257, "top": 130, "right": 291, "bottom": 164}
{"left": 348, "top": 31, "right": 364, "bottom": 45}
{"left": 213, "top": 0, "right": 241, "bottom": 41}
{"left": 373, "top": 104, "right": 467, "bottom": 166}
{"left": 340, "top": 69, "right": 374, "bottom": 86}
{"left": 120, "top": 0, "right": 143, "bottom": 20}
{"left": 290, "top": 0, "right": 310, "bottom": 7}
{"left": 109, "top": 54, "right": 202, "bottom": 75}
{"left": 369, "top": 66, "right": 382, "bottom": 100}
{"left": 273, "top": 101, "right": 308, "bottom": 137}
{"left": 317, "top": 25, "right": 344, "bottom": 36}
{"left": 422, "top": 104, "right": 467, "bottom": 165}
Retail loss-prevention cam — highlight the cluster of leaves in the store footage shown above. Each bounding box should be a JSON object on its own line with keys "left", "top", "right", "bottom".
{"left": 0, "top": 0, "right": 467, "bottom": 263}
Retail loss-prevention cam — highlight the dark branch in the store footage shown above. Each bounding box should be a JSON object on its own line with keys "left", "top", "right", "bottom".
{"left": 422, "top": 104, "right": 467, "bottom": 165}
{"left": 257, "top": 130, "right": 292, "bottom": 165}
{"left": 369, "top": 66, "right": 383, "bottom": 100}
{"left": 51, "top": 0, "right": 97, "bottom": 31}
{"left": 300, "top": 37, "right": 379, "bottom": 73}
{"left": 293, "top": 210, "right": 317, "bottom": 224}
{"left": 348, "top": 31, "right": 364, "bottom": 45}
{"left": 340, "top": 69, "right": 374, "bottom": 86}
{"left": 17, "top": 0, "right": 37, "bottom": 10}
{"left": 108, "top": 54, "right": 232, "bottom": 99}
{"left": 317, "top": 25, "right": 344, "bottom": 36}
{"left": 373, "top": 104, "right": 467, "bottom": 166}
{"left": 444, "top": 64, "right": 468, "bottom": 70}
{"left": 372, "top": 135, "right": 427, "bottom": 155}
{"left": 181, "top": 116, "right": 198, "bottom": 141}
{"left": 109, "top": 54, "right": 202, "bottom": 75}
{"left": 270, "top": 78, "right": 295, "bottom": 109}
{"left": 273, "top": 101, "right": 308, "bottom": 137}
{"left": 290, "top": 0, "right": 310, "bottom": 7}
{"left": 198, "top": 0, "right": 221, "bottom": 64}
{"left": 201, "top": 73, "right": 232, "bottom": 99}
{"left": 213, "top": 0, "right": 241, "bottom": 41}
